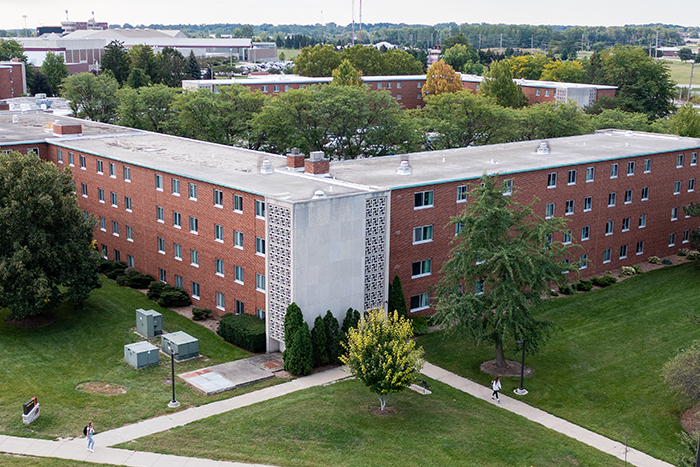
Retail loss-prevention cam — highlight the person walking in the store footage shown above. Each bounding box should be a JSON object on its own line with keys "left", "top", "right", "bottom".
{"left": 491, "top": 377, "right": 501, "bottom": 403}
{"left": 86, "top": 421, "right": 94, "bottom": 452}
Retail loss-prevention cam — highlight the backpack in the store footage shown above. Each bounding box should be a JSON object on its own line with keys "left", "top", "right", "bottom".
{"left": 83, "top": 425, "right": 88, "bottom": 436}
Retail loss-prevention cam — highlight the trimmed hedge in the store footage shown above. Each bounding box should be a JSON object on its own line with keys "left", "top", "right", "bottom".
{"left": 592, "top": 275, "right": 617, "bottom": 287}
{"left": 147, "top": 281, "right": 192, "bottom": 307}
{"left": 218, "top": 313, "right": 266, "bottom": 353}
{"left": 192, "top": 307, "right": 213, "bottom": 321}
{"left": 575, "top": 280, "right": 593, "bottom": 292}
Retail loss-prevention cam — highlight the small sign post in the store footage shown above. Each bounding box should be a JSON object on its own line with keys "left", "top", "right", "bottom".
{"left": 22, "top": 397, "right": 40, "bottom": 425}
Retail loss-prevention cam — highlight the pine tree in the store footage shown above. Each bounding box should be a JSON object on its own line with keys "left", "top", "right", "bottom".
{"left": 187, "top": 50, "right": 201, "bottom": 80}
{"left": 282, "top": 302, "right": 305, "bottom": 370}
{"left": 285, "top": 323, "right": 313, "bottom": 376}
{"left": 323, "top": 310, "right": 340, "bottom": 363}
{"left": 388, "top": 275, "right": 408, "bottom": 318}
{"left": 311, "top": 315, "right": 329, "bottom": 367}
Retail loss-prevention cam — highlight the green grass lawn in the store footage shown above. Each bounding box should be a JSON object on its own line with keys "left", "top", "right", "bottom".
{"left": 418, "top": 262, "right": 700, "bottom": 463}
{"left": 661, "top": 59, "right": 697, "bottom": 85}
{"left": 0, "top": 455, "right": 121, "bottom": 466}
{"left": 118, "top": 377, "right": 626, "bottom": 467}
{"left": 277, "top": 48, "right": 301, "bottom": 60}
{"left": 0, "top": 277, "right": 255, "bottom": 440}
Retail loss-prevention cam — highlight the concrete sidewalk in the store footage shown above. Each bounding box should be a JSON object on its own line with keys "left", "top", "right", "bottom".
{"left": 421, "top": 362, "right": 674, "bottom": 467}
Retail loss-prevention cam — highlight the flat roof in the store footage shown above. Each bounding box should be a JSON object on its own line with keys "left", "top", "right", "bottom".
{"left": 1, "top": 115, "right": 698, "bottom": 201}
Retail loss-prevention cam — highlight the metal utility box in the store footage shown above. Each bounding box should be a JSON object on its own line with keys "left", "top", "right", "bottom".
{"left": 136, "top": 308, "right": 163, "bottom": 338}
{"left": 161, "top": 331, "right": 199, "bottom": 361}
{"left": 124, "top": 341, "right": 159, "bottom": 369}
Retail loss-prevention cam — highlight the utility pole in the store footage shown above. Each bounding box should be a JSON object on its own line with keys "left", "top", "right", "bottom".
{"left": 689, "top": 61, "right": 695, "bottom": 103}
{"left": 582, "top": 33, "right": 585, "bottom": 54}
{"left": 359, "top": 0, "right": 362, "bottom": 43}
{"left": 531, "top": 36, "right": 534, "bottom": 50}
{"left": 478, "top": 34, "right": 482, "bottom": 50}
{"left": 500, "top": 33, "right": 503, "bottom": 51}
{"left": 655, "top": 31, "right": 659, "bottom": 58}
{"left": 351, "top": 0, "right": 355, "bottom": 46}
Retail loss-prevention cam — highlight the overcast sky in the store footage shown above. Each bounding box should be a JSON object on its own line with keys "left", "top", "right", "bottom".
{"left": 3, "top": 0, "right": 699, "bottom": 31}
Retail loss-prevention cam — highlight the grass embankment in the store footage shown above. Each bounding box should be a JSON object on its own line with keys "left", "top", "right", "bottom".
{"left": 418, "top": 262, "right": 700, "bottom": 462}
{"left": 118, "top": 377, "right": 625, "bottom": 467}
{"left": 0, "top": 277, "right": 255, "bottom": 439}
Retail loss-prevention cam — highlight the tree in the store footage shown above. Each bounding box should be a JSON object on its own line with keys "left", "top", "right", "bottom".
{"left": 677, "top": 431, "right": 698, "bottom": 467}
{"left": 117, "top": 84, "right": 179, "bottom": 134}
{"left": 126, "top": 68, "right": 151, "bottom": 89}
{"left": 284, "top": 302, "right": 304, "bottom": 345}
{"left": 442, "top": 33, "right": 470, "bottom": 50}
{"left": 0, "top": 38, "right": 27, "bottom": 62}
{"left": 423, "top": 60, "right": 462, "bottom": 97}
{"left": 240, "top": 25, "right": 255, "bottom": 38}
{"left": 40, "top": 51, "right": 68, "bottom": 97}
{"left": 323, "top": 310, "right": 341, "bottom": 363}
{"left": 61, "top": 73, "right": 119, "bottom": 123}
{"left": 679, "top": 47, "right": 695, "bottom": 62}
{"left": 101, "top": 40, "right": 131, "bottom": 85}
{"left": 187, "top": 50, "right": 201, "bottom": 80}
{"left": 442, "top": 44, "right": 480, "bottom": 75}
{"left": 683, "top": 204, "right": 700, "bottom": 251}
{"left": 479, "top": 60, "right": 528, "bottom": 108}
{"left": 158, "top": 47, "right": 187, "bottom": 88}
{"left": 507, "top": 54, "right": 551, "bottom": 80}
{"left": 342, "top": 308, "right": 361, "bottom": 335}
{"left": 294, "top": 44, "right": 342, "bottom": 77}
{"left": 31, "top": 72, "right": 53, "bottom": 97}
{"left": 331, "top": 59, "right": 363, "bottom": 87}
{"left": 340, "top": 45, "right": 386, "bottom": 76}
{"left": 519, "top": 101, "right": 592, "bottom": 140}
{"left": 388, "top": 275, "right": 408, "bottom": 318}
{"left": 590, "top": 109, "right": 652, "bottom": 132}
{"left": 670, "top": 102, "right": 700, "bottom": 138}
{"left": 663, "top": 340, "right": 700, "bottom": 402}
{"left": 129, "top": 44, "right": 160, "bottom": 84}
{"left": 0, "top": 151, "right": 100, "bottom": 321}
{"left": 539, "top": 60, "right": 583, "bottom": 83}
{"left": 433, "top": 175, "right": 575, "bottom": 368}
{"left": 340, "top": 308, "right": 424, "bottom": 411}
{"left": 381, "top": 49, "right": 424, "bottom": 75}
{"left": 311, "top": 315, "right": 329, "bottom": 367}
{"left": 285, "top": 322, "right": 314, "bottom": 376}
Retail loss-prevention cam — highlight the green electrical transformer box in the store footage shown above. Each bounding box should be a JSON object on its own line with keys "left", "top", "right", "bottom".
{"left": 124, "top": 341, "right": 160, "bottom": 369}
{"left": 161, "top": 331, "right": 199, "bottom": 361}
{"left": 136, "top": 308, "right": 163, "bottom": 338}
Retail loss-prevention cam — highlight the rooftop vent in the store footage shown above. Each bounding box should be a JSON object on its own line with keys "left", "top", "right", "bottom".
{"left": 260, "top": 159, "right": 273, "bottom": 174}
{"left": 312, "top": 190, "right": 326, "bottom": 198}
{"left": 536, "top": 141, "right": 550, "bottom": 154}
{"left": 396, "top": 160, "right": 411, "bottom": 175}
{"left": 11, "top": 115, "right": 18, "bottom": 124}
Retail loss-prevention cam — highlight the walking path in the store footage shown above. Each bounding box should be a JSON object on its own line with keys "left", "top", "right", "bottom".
{"left": 421, "top": 362, "right": 674, "bottom": 467}
{"left": 0, "top": 362, "right": 674, "bottom": 467}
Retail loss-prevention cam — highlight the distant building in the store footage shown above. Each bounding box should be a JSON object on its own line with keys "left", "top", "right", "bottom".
{"left": 0, "top": 60, "right": 27, "bottom": 99}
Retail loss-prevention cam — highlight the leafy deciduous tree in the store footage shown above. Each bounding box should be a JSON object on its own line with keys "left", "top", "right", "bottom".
{"left": 294, "top": 44, "right": 343, "bottom": 77}
{"left": 331, "top": 59, "right": 363, "bottom": 86}
{"left": 117, "top": 84, "right": 179, "bottom": 134}
{"left": 662, "top": 340, "right": 700, "bottom": 402}
{"left": 40, "top": 51, "right": 68, "bottom": 97}
{"left": 423, "top": 60, "right": 462, "bottom": 97}
{"left": 479, "top": 60, "right": 528, "bottom": 108}
{"left": 126, "top": 68, "right": 151, "bottom": 89}
{"left": 519, "top": 101, "right": 592, "bottom": 140}
{"left": 158, "top": 47, "right": 187, "bottom": 88}
{"left": 61, "top": 73, "right": 119, "bottom": 123}
{"left": 670, "top": 102, "right": 700, "bottom": 138}
{"left": 100, "top": 40, "right": 131, "bottom": 85}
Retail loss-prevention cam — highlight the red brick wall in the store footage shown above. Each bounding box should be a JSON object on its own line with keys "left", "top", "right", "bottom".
{"left": 521, "top": 86, "right": 556, "bottom": 104}
{"left": 389, "top": 148, "right": 700, "bottom": 315}
{"left": 0, "top": 63, "right": 25, "bottom": 99}
{"left": 596, "top": 88, "right": 617, "bottom": 100}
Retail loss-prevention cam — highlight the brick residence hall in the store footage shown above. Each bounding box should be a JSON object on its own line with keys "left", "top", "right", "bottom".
{"left": 1, "top": 114, "right": 698, "bottom": 352}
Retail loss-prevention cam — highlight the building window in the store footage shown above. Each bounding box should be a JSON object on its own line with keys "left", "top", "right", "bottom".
{"left": 188, "top": 182, "right": 197, "bottom": 200}
{"left": 255, "top": 200, "right": 266, "bottom": 218}
{"left": 216, "top": 258, "right": 225, "bottom": 276}
{"left": 586, "top": 167, "right": 594, "bottom": 182}
{"left": 639, "top": 213, "right": 647, "bottom": 228}
{"left": 603, "top": 248, "right": 612, "bottom": 263}
{"left": 190, "top": 249, "right": 199, "bottom": 266}
{"left": 273, "top": 85, "right": 279, "bottom": 92}
{"left": 563, "top": 229, "right": 572, "bottom": 244}
{"left": 579, "top": 254, "right": 588, "bottom": 269}
{"left": 457, "top": 185, "right": 467, "bottom": 202}
{"left": 413, "top": 225, "right": 433, "bottom": 244}
{"left": 417, "top": 93, "right": 423, "bottom": 100}
{"left": 627, "top": 161, "right": 635, "bottom": 176}
{"left": 109, "top": 162, "right": 116, "bottom": 177}
{"left": 158, "top": 237, "right": 165, "bottom": 254}
{"left": 412, "top": 259, "right": 432, "bottom": 278}
{"left": 174, "top": 243, "right": 182, "bottom": 260}
{"left": 620, "top": 244, "right": 628, "bottom": 259}
{"left": 69, "top": 152, "right": 74, "bottom": 166}
{"left": 677, "top": 154, "right": 684, "bottom": 168}
{"left": 503, "top": 179, "right": 513, "bottom": 195}
{"left": 96, "top": 160, "right": 103, "bottom": 174}
{"left": 396, "top": 93, "right": 402, "bottom": 100}
{"left": 123, "top": 166, "right": 131, "bottom": 181}
{"left": 608, "top": 192, "right": 616, "bottom": 207}
{"left": 397, "top": 82, "right": 402, "bottom": 89}
{"left": 547, "top": 172, "right": 557, "bottom": 188}
{"left": 377, "top": 83, "right": 383, "bottom": 89}
{"left": 546, "top": 233, "right": 553, "bottom": 245}
{"left": 414, "top": 190, "right": 434, "bottom": 208}
{"left": 235, "top": 265, "right": 244, "bottom": 283}
{"left": 674, "top": 181, "right": 681, "bottom": 194}
{"left": 565, "top": 200, "right": 574, "bottom": 215}
{"left": 622, "top": 217, "right": 630, "bottom": 231}
{"left": 692, "top": 152, "right": 698, "bottom": 166}
{"left": 123, "top": 196, "right": 131, "bottom": 211}
{"left": 235, "top": 300, "right": 245, "bottom": 315}
{"left": 215, "top": 224, "right": 224, "bottom": 242}
{"left": 262, "top": 85, "right": 268, "bottom": 93}
{"left": 216, "top": 291, "right": 225, "bottom": 310}
{"left": 171, "top": 179, "right": 180, "bottom": 196}
{"left": 690, "top": 179, "right": 696, "bottom": 192}
{"left": 190, "top": 216, "right": 198, "bottom": 233}
{"left": 256, "top": 237, "right": 266, "bottom": 255}
{"left": 257, "top": 308, "right": 266, "bottom": 320}
{"left": 57, "top": 149, "right": 63, "bottom": 163}
{"left": 234, "top": 194, "right": 243, "bottom": 212}
{"left": 101, "top": 244, "right": 108, "bottom": 259}
{"left": 112, "top": 221, "right": 119, "bottom": 236}
{"left": 192, "top": 282, "right": 200, "bottom": 299}
{"left": 155, "top": 174, "right": 163, "bottom": 190}
{"left": 636, "top": 241, "right": 644, "bottom": 255}
{"left": 610, "top": 163, "right": 618, "bottom": 178}
{"left": 127, "top": 255, "right": 134, "bottom": 267}
{"left": 544, "top": 90, "right": 550, "bottom": 97}
{"left": 536, "top": 89, "right": 541, "bottom": 96}
{"left": 644, "top": 158, "right": 651, "bottom": 173}
{"left": 583, "top": 196, "right": 592, "bottom": 212}
{"left": 98, "top": 188, "right": 105, "bottom": 203}
{"left": 235, "top": 230, "right": 243, "bottom": 248}
{"left": 669, "top": 233, "right": 676, "bottom": 246}
{"left": 157, "top": 206, "right": 164, "bottom": 222}
{"left": 605, "top": 220, "right": 614, "bottom": 235}
{"left": 214, "top": 189, "right": 223, "bottom": 207}
{"left": 455, "top": 222, "right": 464, "bottom": 236}
{"left": 387, "top": 83, "right": 392, "bottom": 89}
{"left": 581, "top": 225, "right": 590, "bottom": 240}
{"left": 99, "top": 216, "right": 106, "bottom": 231}
{"left": 641, "top": 186, "right": 649, "bottom": 200}
{"left": 567, "top": 170, "right": 577, "bottom": 185}
{"left": 159, "top": 268, "right": 166, "bottom": 283}
{"left": 624, "top": 189, "right": 632, "bottom": 204}
{"left": 81, "top": 183, "right": 88, "bottom": 197}
{"left": 111, "top": 192, "right": 118, "bottom": 207}
{"left": 475, "top": 279, "right": 485, "bottom": 294}
{"left": 113, "top": 249, "right": 120, "bottom": 261}
{"left": 173, "top": 275, "right": 182, "bottom": 288}
{"left": 256, "top": 273, "right": 266, "bottom": 291}
{"left": 672, "top": 207, "right": 679, "bottom": 221}
{"left": 545, "top": 203, "right": 555, "bottom": 218}
{"left": 410, "top": 292, "right": 430, "bottom": 312}
{"left": 79, "top": 155, "right": 86, "bottom": 169}
{"left": 126, "top": 225, "right": 133, "bottom": 241}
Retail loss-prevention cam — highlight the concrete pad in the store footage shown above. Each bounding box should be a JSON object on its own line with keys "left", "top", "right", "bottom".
{"left": 182, "top": 456, "right": 227, "bottom": 467}
{"left": 122, "top": 449, "right": 165, "bottom": 467}
{"left": 182, "top": 359, "right": 274, "bottom": 395}
{"left": 150, "top": 453, "right": 191, "bottom": 467}
{"left": 20, "top": 439, "right": 62, "bottom": 456}
{"left": 84, "top": 447, "right": 136, "bottom": 464}
{"left": 50, "top": 441, "right": 92, "bottom": 461}
{"left": 0, "top": 436, "right": 40, "bottom": 453}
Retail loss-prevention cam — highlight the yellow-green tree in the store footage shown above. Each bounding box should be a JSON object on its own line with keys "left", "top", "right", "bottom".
{"left": 331, "top": 59, "right": 363, "bottom": 86}
{"left": 540, "top": 60, "right": 583, "bottom": 83}
{"left": 340, "top": 308, "right": 423, "bottom": 411}
{"left": 423, "top": 60, "right": 462, "bottom": 97}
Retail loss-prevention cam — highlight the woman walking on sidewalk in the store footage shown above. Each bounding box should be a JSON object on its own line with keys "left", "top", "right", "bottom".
{"left": 491, "top": 377, "right": 501, "bottom": 403}
{"left": 86, "top": 421, "right": 94, "bottom": 452}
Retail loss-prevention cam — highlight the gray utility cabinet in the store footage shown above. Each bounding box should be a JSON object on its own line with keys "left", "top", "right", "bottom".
{"left": 124, "top": 341, "right": 159, "bottom": 369}
{"left": 161, "top": 331, "right": 199, "bottom": 361}
{"left": 136, "top": 308, "right": 163, "bottom": 338}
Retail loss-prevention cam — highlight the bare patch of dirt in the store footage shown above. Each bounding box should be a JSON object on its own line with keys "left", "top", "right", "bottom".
{"left": 480, "top": 359, "right": 533, "bottom": 377}
{"left": 681, "top": 404, "right": 700, "bottom": 434}
{"left": 6, "top": 312, "right": 57, "bottom": 328}
{"left": 372, "top": 406, "right": 397, "bottom": 416}
{"left": 76, "top": 382, "right": 127, "bottom": 395}
{"left": 274, "top": 370, "right": 292, "bottom": 379}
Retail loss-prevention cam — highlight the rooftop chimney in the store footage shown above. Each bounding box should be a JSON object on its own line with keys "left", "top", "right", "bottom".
{"left": 53, "top": 122, "right": 82, "bottom": 136}
{"left": 396, "top": 159, "right": 411, "bottom": 175}
{"left": 260, "top": 160, "right": 273, "bottom": 174}
{"left": 286, "top": 147, "right": 305, "bottom": 171}
{"left": 536, "top": 141, "right": 550, "bottom": 154}
{"left": 305, "top": 151, "right": 329, "bottom": 175}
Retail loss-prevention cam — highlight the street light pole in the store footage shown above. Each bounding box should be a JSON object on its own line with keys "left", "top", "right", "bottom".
{"left": 514, "top": 340, "right": 528, "bottom": 395}
{"left": 168, "top": 347, "right": 180, "bottom": 408}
